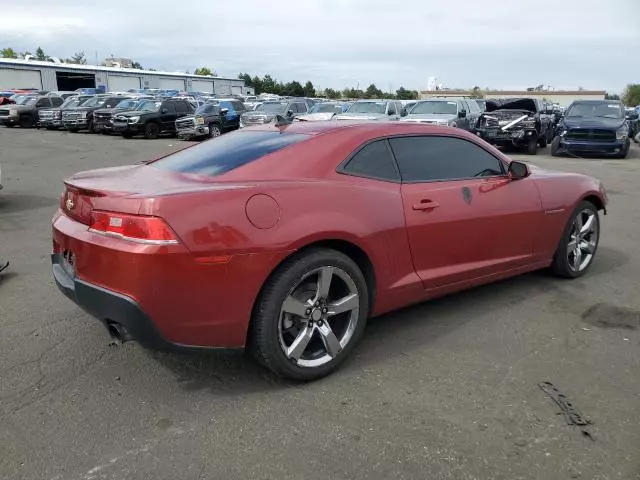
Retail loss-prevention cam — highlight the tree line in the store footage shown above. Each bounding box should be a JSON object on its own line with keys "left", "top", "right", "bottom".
{"left": 238, "top": 73, "right": 419, "bottom": 100}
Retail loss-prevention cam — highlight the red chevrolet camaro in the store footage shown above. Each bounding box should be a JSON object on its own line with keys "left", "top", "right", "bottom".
{"left": 52, "top": 121, "right": 607, "bottom": 380}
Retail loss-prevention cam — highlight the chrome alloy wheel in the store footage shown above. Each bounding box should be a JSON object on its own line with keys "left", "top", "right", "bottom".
{"left": 567, "top": 208, "right": 599, "bottom": 272}
{"left": 278, "top": 266, "right": 360, "bottom": 368}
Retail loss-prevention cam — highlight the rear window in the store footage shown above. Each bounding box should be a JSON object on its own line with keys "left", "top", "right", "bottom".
{"left": 152, "top": 130, "right": 308, "bottom": 176}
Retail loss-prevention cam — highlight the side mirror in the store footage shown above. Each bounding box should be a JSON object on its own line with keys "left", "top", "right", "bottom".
{"left": 220, "top": 108, "right": 229, "bottom": 115}
{"left": 508, "top": 161, "right": 529, "bottom": 180}
{"left": 161, "top": 108, "right": 168, "bottom": 114}
{"left": 287, "top": 110, "right": 293, "bottom": 117}
{"left": 626, "top": 113, "right": 639, "bottom": 120}
{"left": 458, "top": 109, "right": 467, "bottom": 118}
{"left": 401, "top": 109, "right": 408, "bottom": 117}
{"left": 388, "top": 110, "right": 395, "bottom": 116}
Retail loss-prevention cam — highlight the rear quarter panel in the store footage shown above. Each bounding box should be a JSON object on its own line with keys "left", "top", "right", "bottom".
{"left": 530, "top": 167, "right": 606, "bottom": 258}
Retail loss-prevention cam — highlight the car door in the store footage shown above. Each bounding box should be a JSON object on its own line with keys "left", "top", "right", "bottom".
{"left": 220, "top": 101, "right": 237, "bottom": 129}
{"left": 390, "top": 134, "right": 543, "bottom": 289}
{"left": 160, "top": 101, "right": 177, "bottom": 131}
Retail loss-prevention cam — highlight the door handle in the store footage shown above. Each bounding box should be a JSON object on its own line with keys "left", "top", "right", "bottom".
{"left": 412, "top": 199, "right": 440, "bottom": 211}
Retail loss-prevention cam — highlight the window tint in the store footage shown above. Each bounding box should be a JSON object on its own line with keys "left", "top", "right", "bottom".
{"left": 152, "top": 131, "right": 308, "bottom": 177}
{"left": 175, "top": 101, "right": 189, "bottom": 113}
{"left": 343, "top": 140, "right": 399, "bottom": 181}
{"left": 36, "top": 98, "right": 51, "bottom": 107}
{"left": 162, "top": 102, "right": 176, "bottom": 113}
{"left": 389, "top": 136, "right": 504, "bottom": 182}
{"left": 51, "top": 97, "right": 64, "bottom": 107}
{"left": 232, "top": 101, "right": 245, "bottom": 112}
{"left": 387, "top": 103, "right": 396, "bottom": 115}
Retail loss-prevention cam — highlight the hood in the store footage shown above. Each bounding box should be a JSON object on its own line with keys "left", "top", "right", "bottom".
{"left": 404, "top": 113, "right": 456, "bottom": 121}
{"left": 5, "top": 104, "right": 33, "bottom": 111}
{"left": 296, "top": 112, "right": 336, "bottom": 122}
{"left": 486, "top": 98, "right": 537, "bottom": 113}
{"left": 335, "top": 113, "right": 387, "bottom": 121}
{"left": 113, "top": 110, "right": 146, "bottom": 118}
{"left": 561, "top": 116, "right": 626, "bottom": 130}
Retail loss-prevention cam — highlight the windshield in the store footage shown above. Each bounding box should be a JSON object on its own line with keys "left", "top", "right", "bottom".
{"left": 411, "top": 101, "right": 458, "bottom": 115}
{"left": 256, "top": 102, "right": 287, "bottom": 113}
{"left": 346, "top": 102, "right": 387, "bottom": 114}
{"left": 310, "top": 103, "right": 342, "bottom": 114}
{"left": 115, "top": 99, "right": 138, "bottom": 109}
{"left": 61, "top": 97, "right": 82, "bottom": 108}
{"left": 195, "top": 104, "right": 216, "bottom": 115}
{"left": 566, "top": 102, "right": 623, "bottom": 118}
{"left": 135, "top": 100, "right": 162, "bottom": 112}
{"left": 82, "top": 96, "right": 107, "bottom": 108}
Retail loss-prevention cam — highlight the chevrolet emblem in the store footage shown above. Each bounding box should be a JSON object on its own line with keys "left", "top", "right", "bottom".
{"left": 66, "top": 197, "right": 75, "bottom": 211}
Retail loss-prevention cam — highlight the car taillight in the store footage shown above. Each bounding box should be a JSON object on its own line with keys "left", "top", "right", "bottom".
{"left": 89, "top": 211, "right": 179, "bottom": 245}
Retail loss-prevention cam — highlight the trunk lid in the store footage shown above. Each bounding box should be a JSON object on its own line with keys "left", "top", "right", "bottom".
{"left": 61, "top": 163, "right": 245, "bottom": 225}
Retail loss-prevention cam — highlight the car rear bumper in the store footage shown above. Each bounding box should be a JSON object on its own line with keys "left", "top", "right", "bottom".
{"left": 52, "top": 253, "right": 179, "bottom": 351}
{"left": 51, "top": 210, "right": 291, "bottom": 350}
{"left": 559, "top": 138, "right": 627, "bottom": 154}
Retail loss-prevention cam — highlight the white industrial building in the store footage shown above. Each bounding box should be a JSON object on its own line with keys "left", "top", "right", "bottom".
{"left": 0, "top": 58, "right": 252, "bottom": 95}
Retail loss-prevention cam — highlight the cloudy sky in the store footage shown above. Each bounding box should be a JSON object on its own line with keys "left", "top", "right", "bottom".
{"left": 1, "top": 0, "right": 638, "bottom": 93}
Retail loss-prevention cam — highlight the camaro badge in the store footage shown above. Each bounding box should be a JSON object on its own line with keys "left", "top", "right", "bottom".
{"left": 66, "top": 197, "right": 75, "bottom": 211}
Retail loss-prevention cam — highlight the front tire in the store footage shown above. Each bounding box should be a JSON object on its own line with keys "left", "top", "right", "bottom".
{"left": 208, "top": 123, "right": 221, "bottom": 138}
{"left": 250, "top": 248, "right": 369, "bottom": 381}
{"left": 144, "top": 122, "right": 159, "bottom": 139}
{"left": 614, "top": 139, "right": 630, "bottom": 159}
{"left": 551, "top": 201, "right": 600, "bottom": 278}
{"left": 526, "top": 138, "right": 538, "bottom": 155}
{"left": 19, "top": 115, "right": 33, "bottom": 128}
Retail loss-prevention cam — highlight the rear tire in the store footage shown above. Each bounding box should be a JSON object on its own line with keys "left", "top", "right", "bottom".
{"left": 122, "top": 132, "right": 133, "bottom": 139}
{"left": 526, "top": 138, "right": 538, "bottom": 155}
{"left": 68, "top": 128, "right": 79, "bottom": 133}
{"left": 551, "top": 201, "right": 600, "bottom": 278}
{"left": 550, "top": 136, "right": 561, "bottom": 156}
{"left": 5, "top": 123, "right": 14, "bottom": 128}
{"left": 144, "top": 122, "right": 159, "bottom": 139}
{"left": 538, "top": 135, "right": 547, "bottom": 148}
{"left": 250, "top": 248, "right": 369, "bottom": 381}
{"left": 87, "top": 118, "right": 95, "bottom": 133}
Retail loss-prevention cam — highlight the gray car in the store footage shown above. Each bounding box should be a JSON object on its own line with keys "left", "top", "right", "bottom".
{"left": 400, "top": 98, "right": 479, "bottom": 130}
{"left": 335, "top": 99, "right": 404, "bottom": 121}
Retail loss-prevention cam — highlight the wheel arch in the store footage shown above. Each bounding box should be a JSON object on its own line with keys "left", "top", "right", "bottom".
{"left": 581, "top": 193, "right": 606, "bottom": 214}
{"left": 247, "top": 237, "right": 377, "bottom": 345}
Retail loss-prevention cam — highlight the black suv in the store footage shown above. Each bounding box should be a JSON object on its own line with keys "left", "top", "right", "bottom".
{"left": 473, "top": 98, "right": 554, "bottom": 154}
{"left": 93, "top": 98, "right": 141, "bottom": 134}
{"left": 175, "top": 99, "right": 246, "bottom": 140}
{"left": 62, "top": 95, "right": 131, "bottom": 133}
{"left": 112, "top": 98, "right": 195, "bottom": 139}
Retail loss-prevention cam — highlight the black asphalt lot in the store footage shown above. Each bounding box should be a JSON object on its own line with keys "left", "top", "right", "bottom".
{"left": 1, "top": 127, "right": 639, "bottom": 480}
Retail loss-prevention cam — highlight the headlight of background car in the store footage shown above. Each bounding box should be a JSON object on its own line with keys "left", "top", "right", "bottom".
{"left": 54, "top": 111, "right": 61, "bottom": 119}
{"left": 127, "top": 116, "right": 140, "bottom": 124}
{"left": 79, "top": 111, "right": 87, "bottom": 118}
{"left": 616, "top": 127, "right": 628, "bottom": 140}
{"left": 196, "top": 117, "right": 205, "bottom": 125}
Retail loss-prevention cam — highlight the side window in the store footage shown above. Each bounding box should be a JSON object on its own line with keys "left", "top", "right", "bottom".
{"left": 467, "top": 100, "right": 480, "bottom": 114}
{"left": 174, "top": 101, "right": 189, "bottom": 113}
{"left": 51, "top": 97, "right": 64, "bottom": 107}
{"left": 458, "top": 100, "right": 468, "bottom": 113}
{"left": 389, "top": 136, "right": 504, "bottom": 182}
{"left": 232, "top": 101, "right": 245, "bottom": 112}
{"left": 342, "top": 140, "right": 399, "bottom": 182}
{"left": 36, "top": 98, "right": 51, "bottom": 107}
{"left": 387, "top": 102, "right": 396, "bottom": 115}
{"left": 162, "top": 102, "right": 176, "bottom": 113}
{"left": 295, "top": 102, "right": 306, "bottom": 113}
